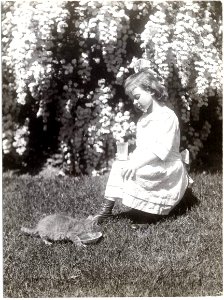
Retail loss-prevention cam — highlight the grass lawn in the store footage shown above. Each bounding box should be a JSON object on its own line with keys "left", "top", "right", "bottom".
{"left": 3, "top": 169, "right": 223, "bottom": 297}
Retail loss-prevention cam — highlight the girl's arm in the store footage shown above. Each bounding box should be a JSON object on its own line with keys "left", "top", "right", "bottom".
{"left": 122, "top": 151, "right": 157, "bottom": 181}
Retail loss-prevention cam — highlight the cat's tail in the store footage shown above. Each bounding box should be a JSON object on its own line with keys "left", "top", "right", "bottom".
{"left": 21, "top": 226, "right": 38, "bottom": 236}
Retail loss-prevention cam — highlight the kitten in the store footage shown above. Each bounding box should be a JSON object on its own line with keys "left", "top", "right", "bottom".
{"left": 21, "top": 214, "right": 102, "bottom": 247}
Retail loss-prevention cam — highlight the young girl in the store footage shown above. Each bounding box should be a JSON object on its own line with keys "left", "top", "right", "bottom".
{"left": 95, "top": 63, "right": 191, "bottom": 221}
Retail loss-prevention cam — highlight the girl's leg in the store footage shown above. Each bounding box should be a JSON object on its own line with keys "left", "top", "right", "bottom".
{"left": 94, "top": 160, "right": 125, "bottom": 223}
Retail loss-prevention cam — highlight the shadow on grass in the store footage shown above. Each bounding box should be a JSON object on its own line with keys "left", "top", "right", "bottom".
{"left": 113, "top": 188, "right": 199, "bottom": 226}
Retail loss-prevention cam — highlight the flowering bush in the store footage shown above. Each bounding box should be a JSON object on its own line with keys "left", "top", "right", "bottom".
{"left": 2, "top": 1, "right": 222, "bottom": 174}
{"left": 140, "top": 1, "right": 222, "bottom": 159}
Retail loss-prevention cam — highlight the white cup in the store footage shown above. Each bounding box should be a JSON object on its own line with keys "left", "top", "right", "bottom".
{"left": 116, "top": 142, "right": 128, "bottom": 161}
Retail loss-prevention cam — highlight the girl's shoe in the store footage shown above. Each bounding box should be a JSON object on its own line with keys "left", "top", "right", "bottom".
{"left": 94, "top": 199, "right": 115, "bottom": 223}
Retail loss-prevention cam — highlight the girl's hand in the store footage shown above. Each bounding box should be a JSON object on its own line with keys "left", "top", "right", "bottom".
{"left": 121, "top": 162, "right": 138, "bottom": 181}
{"left": 121, "top": 150, "right": 158, "bottom": 180}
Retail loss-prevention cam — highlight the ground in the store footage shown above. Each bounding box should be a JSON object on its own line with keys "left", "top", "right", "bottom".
{"left": 2, "top": 169, "right": 223, "bottom": 297}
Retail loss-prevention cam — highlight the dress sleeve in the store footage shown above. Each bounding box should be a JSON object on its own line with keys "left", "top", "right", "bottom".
{"left": 150, "top": 113, "right": 179, "bottom": 160}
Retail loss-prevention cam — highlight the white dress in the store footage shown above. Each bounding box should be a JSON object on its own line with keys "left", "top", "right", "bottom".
{"left": 105, "top": 105, "right": 190, "bottom": 215}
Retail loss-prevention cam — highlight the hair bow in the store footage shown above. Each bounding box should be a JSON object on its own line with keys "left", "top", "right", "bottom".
{"left": 133, "top": 58, "right": 152, "bottom": 73}
{"left": 133, "top": 58, "right": 161, "bottom": 79}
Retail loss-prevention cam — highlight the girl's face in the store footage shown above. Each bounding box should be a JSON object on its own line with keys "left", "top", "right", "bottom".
{"left": 131, "top": 86, "right": 154, "bottom": 112}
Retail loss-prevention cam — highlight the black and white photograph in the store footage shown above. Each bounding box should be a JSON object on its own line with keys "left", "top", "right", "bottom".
{"left": 2, "top": 0, "right": 223, "bottom": 297}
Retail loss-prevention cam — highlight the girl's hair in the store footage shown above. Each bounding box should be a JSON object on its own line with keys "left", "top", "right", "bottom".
{"left": 124, "top": 68, "right": 168, "bottom": 102}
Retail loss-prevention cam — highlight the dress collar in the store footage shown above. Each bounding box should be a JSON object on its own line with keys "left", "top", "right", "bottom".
{"left": 139, "top": 106, "right": 171, "bottom": 124}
